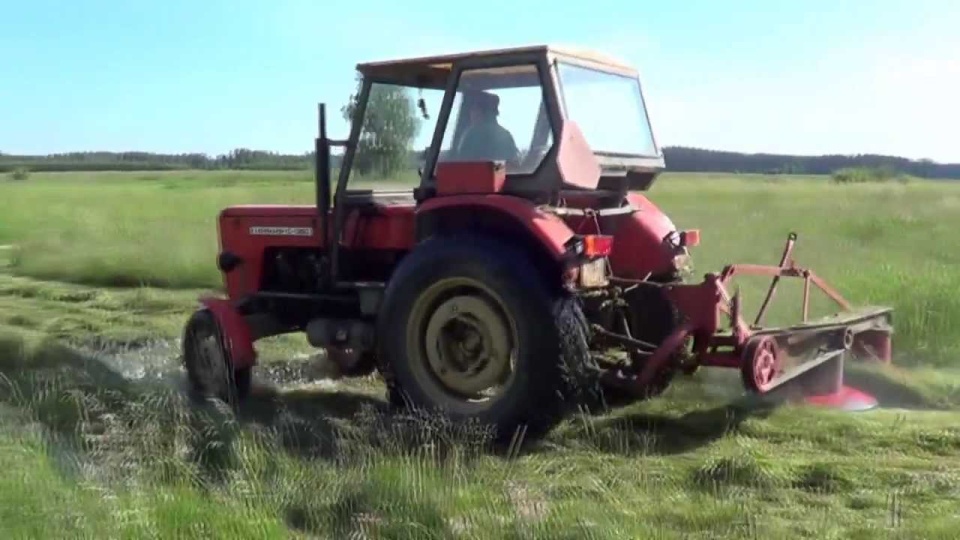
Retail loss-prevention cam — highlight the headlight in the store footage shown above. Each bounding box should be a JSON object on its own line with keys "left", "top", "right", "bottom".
{"left": 578, "top": 258, "right": 609, "bottom": 288}
{"left": 672, "top": 252, "right": 693, "bottom": 274}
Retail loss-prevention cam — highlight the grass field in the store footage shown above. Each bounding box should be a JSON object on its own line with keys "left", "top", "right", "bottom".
{"left": 2, "top": 169, "right": 960, "bottom": 538}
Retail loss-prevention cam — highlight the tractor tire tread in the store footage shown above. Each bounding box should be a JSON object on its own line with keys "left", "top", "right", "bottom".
{"left": 182, "top": 308, "right": 252, "bottom": 407}
{"left": 375, "top": 232, "right": 600, "bottom": 441}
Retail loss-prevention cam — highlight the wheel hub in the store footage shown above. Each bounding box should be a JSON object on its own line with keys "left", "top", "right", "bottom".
{"left": 754, "top": 347, "right": 777, "bottom": 386}
{"left": 742, "top": 336, "right": 782, "bottom": 393}
{"left": 424, "top": 294, "right": 513, "bottom": 397}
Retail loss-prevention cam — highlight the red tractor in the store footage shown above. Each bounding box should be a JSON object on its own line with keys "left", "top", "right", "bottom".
{"left": 182, "top": 45, "right": 894, "bottom": 439}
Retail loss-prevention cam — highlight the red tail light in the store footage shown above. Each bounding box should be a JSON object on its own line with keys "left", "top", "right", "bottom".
{"left": 680, "top": 229, "right": 700, "bottom": 247}
{"left": 582, "top": 235, "right": 614, "bottom": 258}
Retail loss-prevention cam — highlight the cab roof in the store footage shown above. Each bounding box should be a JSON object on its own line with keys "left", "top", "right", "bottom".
{"left": 356, "top": 44, "right": 637, "bottom": 87}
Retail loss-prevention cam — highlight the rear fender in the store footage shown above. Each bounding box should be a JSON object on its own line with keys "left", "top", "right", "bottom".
{"left": 199, "top": 296, "right": 257, "bottom": 369}
{"left": 606, "top": 192, "right": 683, "bottom": 279}
{"left": 416, "top": 194, "right": 575, "bottom": 261}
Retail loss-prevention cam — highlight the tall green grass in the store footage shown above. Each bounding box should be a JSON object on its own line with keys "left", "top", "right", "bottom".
{"left": 3, "top": 171, "right": 959, "bottom": 366}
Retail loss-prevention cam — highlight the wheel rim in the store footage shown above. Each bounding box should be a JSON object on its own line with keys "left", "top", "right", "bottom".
{"left": 749, "top": 337, "right": 781, "bottom": 391}
{"left": 406, "top": 277, "right": 518, "bottom": 411}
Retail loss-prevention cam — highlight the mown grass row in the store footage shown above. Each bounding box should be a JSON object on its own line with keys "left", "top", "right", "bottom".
{"left": 1, "top": 331, "right": 959, "bottom": 538}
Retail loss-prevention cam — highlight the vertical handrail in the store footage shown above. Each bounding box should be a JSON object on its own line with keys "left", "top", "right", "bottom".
{"left": 316, "top": 103, "right": 332, "bottom": 289}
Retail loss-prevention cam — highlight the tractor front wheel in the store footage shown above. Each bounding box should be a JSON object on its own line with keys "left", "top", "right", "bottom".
{"left": 377, "top": 234, "right": 600, "bottom": 441}
{"left": 181, "top": 309, "right": 252, "bottom": 407}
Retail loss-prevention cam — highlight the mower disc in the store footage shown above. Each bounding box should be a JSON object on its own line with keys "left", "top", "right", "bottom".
{"left": 740, "top": 336, "right": 782, "bottom": 394}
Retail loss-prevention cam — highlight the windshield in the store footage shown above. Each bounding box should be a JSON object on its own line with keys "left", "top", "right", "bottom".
{"left": 556, "top": 61, "right": 658, "bottom": 158}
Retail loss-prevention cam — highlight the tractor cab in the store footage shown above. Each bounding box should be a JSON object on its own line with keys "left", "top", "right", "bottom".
{"left": 334, "top": 44, "right": 666, "bottom": 205}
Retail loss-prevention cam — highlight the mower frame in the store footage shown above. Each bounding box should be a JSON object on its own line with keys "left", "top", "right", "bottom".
{"left": 597, "top": 232, "right": 893, "bottom": 399}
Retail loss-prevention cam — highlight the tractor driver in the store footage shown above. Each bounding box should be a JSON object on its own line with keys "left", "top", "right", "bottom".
{"left": 453, "top": 91, "right": 520, "bottom": 166}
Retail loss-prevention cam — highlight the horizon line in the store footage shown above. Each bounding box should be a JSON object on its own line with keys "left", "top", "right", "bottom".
{"left": 2, "top": 145, "right": 956, "bottom": 166}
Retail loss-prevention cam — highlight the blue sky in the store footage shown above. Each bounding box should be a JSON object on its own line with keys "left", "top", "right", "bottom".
{"left": 2, "top": 0, "right": 958, "bottom": 162}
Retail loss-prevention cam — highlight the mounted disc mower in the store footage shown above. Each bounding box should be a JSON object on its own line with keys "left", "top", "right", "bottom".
{"left": 181, "top": 44, "right": 894, "bottom": 439}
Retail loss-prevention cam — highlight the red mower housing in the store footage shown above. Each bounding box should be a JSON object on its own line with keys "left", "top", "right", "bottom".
{"left": 181, "top": 44, "right": 894, "bottom": 439}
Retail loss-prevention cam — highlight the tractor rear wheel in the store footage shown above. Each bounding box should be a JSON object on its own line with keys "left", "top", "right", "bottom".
{"left": 182, "top": 309, "right": 251, "bottom": 407}
{"left": 376, "top": 234, "right": 601, "bottom": 441}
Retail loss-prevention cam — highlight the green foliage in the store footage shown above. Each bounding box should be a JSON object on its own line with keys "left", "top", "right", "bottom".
{"left": 0, "top": 150, "right": 314, "bottom": 173}
{"left": 668, "top": 147, "right": 960, "bottom": 179}
{"left": 341, "top": 75, "right": 422, "bottom": 178}
{"left": 831, "top": 165, "right": 912, "bottom": 184}
{"left": 1, "top": 143, "right": 958, "bottom": 179}
{"left": 8, "top": 167, "right": 29, "bottom": 181}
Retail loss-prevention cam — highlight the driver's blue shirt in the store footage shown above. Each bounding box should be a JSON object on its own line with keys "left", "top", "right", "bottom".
{"left": 456, "top": 119, "right": 519, "bottom": 163}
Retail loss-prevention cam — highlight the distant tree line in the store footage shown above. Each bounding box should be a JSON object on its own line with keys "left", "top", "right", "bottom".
{"left": 664, "top": 147, "right": 958, "bottom": 179}
{"left": 2, "top": 146, "right": 958, "bottom": 179}
{"left": 4, "top": 80, "right": 958, "bottom": 179}
{"left": 0, "top": 148, "right": 312, "bottom": 172}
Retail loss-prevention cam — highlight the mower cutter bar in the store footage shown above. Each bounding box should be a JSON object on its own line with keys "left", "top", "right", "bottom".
{"left": 752, "top": 347, "right": 846, "bottom": 395}
{"left": 750, "top": 305, "right": 893, "bottom": 336}
{"left": 733, "top": 306, "right": 892, "bottom": 394}
{"left": 605, "top": 232, "right": 894, "bottom": 397}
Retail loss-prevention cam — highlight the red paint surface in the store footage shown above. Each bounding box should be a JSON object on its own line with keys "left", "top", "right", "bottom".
{"left": 853, "top": 329, "right": 892, "bottom": 363}
{"left": 435, "top": 161, "right": 506, "bottom": 195}
{"left": 218, "top": 195, "right": 575, "bottom": 299}
{"left": 559, "top": 192, "right": 680, "bottom": 278}
{"left": 555, "top": 120, "right": 602, "bottom": 190}
{"left": 606, "top": 192, "right": 682, "bottom": 278}
{"left": 804, "top": 386, "right": 879, "bottom": 411}
{"left": 218, "top": 204, "right": 415, "bottom": 298}
{"left": 417, "top": 194, "right": 575, "bottom": 260}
